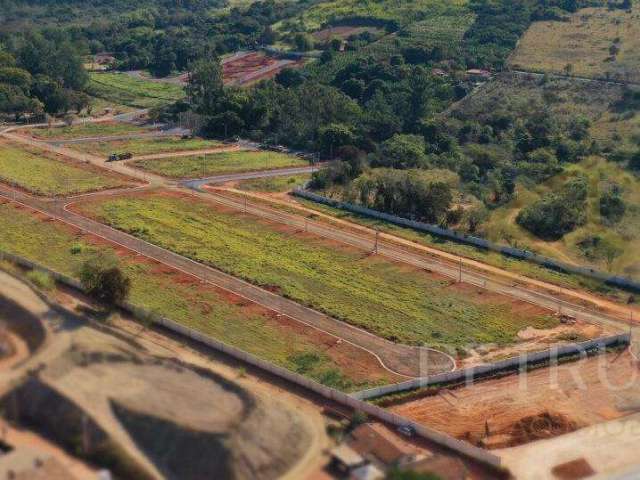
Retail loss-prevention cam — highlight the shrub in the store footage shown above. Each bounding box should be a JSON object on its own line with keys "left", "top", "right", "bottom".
{"left": 26, "top": 269, "right": 54, "bottom": 291}
{"left": 516, "top": 177, "right": 587, "bottom": 240}
{"left": 599, "top": 185, "right": 626, "bottom": 223}
{"left": 79, "top": 255, "right": 131, "bottom": 310}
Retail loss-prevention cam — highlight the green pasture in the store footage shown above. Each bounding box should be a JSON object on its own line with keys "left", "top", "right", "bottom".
{"left": 0, "top": 202, "right": 381, "bottom": 391}
{"left": 87, "top": 72, "right": 185, "bottom": 109}
{"left": 0, "top": 144, "right": 128, "bottom": 196}
{"left": 72, "top": 137, "right": 222, "bottom": 157}
{"left": 77, "top": 193, "right": 558, "bottom": 348}
{"left": 132, "top": 151, "right": 309, "bottom": 178}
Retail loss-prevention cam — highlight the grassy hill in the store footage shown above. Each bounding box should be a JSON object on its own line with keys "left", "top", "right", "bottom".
{"left": 448, "top": 73, "right": 640, "bottom": 277}
{"left": 510, "top": 5, "right": 640, "bottom": 83}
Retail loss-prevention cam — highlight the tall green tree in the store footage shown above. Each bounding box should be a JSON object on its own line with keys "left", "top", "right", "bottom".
{"left": 187, "top": 56, "right": 224, "bottom": 114}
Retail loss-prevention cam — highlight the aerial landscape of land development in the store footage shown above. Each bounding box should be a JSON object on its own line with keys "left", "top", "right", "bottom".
{"left": 1, "top": 0, "right": 640, "bottom": 478}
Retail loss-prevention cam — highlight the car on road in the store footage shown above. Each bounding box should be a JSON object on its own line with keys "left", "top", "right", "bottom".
{"left": 107, "top": 152, "right": 133, "bottom": 162}
{"left": 397, "top": 425, "right": 415, "bottom": 437}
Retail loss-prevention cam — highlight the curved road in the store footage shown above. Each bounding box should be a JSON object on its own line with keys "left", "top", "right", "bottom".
{"left": 1, "top": 118, "right": 636, "bottom": 379}
{"left": 0, "top": 184, "right": 455, "bottom": 378}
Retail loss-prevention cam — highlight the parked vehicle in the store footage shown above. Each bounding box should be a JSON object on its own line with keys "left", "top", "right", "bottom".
{"left": 397, "top": 425, "right": 415, "bottom": 437}
{"left": 107, "top": 152, "right": 133, "bottom": 162}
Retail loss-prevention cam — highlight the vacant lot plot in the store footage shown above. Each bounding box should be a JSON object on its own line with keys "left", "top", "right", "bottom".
{"left": 510, "top": 6, "right": 640, "bottom": 83}
{"left": 70, "top": 136, "right": 222, "bottom": 157}
{"left": 236, "top": 173, "right": 311, "bottom": 192}
{"left": 133, "top": 150, "right": 308, "bottom": 178}
{"left": 23, "top": 121, "right": 150, "bottom": 140}
{"left": 0, "top": 142, "right": 132, "bottom": 196}
{"left": 388, "top": 350, "right": 640, "bottom": 448}
{"left": 279, "top": 0, "right": 467, "bottom": 32}
{"left": 87, "top": 72, "right": 185, "bottom": 108}
{"left": 0, "top": 200, "right": 396, "bottom": 390}
{"left": 311, "top": 25, "right": 383, "bottom": 41}
{"left": 223, "top": 52, "right": 301, "bottom": 85}
{"left": 73, "top": 190, "right": 558, "bottom": 349}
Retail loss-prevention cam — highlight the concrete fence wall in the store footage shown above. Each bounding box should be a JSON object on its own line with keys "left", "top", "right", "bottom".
{"left": 293, "top": 188, "right": 640, "bottom": 292}
{"left": 0, "top": 250, "right": 503, "bottom": 470}
{"left": 352, "top": 333, "right": 631, "bottom": 401}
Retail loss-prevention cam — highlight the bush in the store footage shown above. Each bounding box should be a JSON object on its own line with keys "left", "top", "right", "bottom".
{"left": 26, "top": 269, "right": 54, "bottom": 291}
{"left": 516, "top": 177, "right": 587, "bottom": 240}
{"left": 599, "top": 185, "right": 626, "bottom": 223}
{"left": 79, "top": 255, "right": 131, "bottom": 309}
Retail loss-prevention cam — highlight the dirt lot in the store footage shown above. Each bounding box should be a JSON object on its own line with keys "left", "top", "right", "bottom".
{"left": 311, "top": 26, "right": 382, "bottom": 41}
{"left": 223, "top": 52, "right": 303, "bottom": 85}
{"left": 389, "top": 350, "right": 640, "bottom": 449}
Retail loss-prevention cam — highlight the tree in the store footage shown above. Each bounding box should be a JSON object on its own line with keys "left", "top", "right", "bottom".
{"left": 600, "top": 239, "right": 623, "bottom": 272}
{"left": 516, "top": 177, "right": 588, "bottom": 240}
{"left": 187, "top": 57, "right": 224, "bottom": 114}
{"left": 275, "top": 68, "right": 305, "bottom": 88}
{"left": 80, "top": 255, "right": 131, "bottom": 310}
{"left": 293, "top": 33, "right": 313, "bottom": 52}
{"left": 629, "top": 150, "right": 640, "bottom": 171}
{"left": 374, "top": 134, "right": 428, "bottom": 169}
{"left": 318, "top": 123, "right": 356, "bottom": 157}
{"left": 563, "top": 63, "right": 574, "bottom": 76}
{"left": 599, "top": 185, "right": 626, "bottom": 223}
{"left": 465, "top": 205, "right": 488, "bottom": 234}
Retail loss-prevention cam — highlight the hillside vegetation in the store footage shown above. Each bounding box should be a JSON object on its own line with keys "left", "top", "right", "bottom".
{"left": 511, "top": 5, "right": 640, "bottom": 83}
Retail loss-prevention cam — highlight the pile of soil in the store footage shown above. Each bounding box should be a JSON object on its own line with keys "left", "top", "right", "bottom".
{"left": 509, "top": 412, "right": 578, "bottom": 446}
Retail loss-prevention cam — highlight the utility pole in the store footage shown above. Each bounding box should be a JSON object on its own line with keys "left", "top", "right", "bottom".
{"left": 244, "top": 196, "right": 247, "bottom": 213}
{"left": 82, "top": 413, "right": 90, "bottom": 454}
{"left": 373, "top": 229, "right": 379, "bottom": 254}
{"left": 458, "top": 258, "right": 462, "bottom": 283}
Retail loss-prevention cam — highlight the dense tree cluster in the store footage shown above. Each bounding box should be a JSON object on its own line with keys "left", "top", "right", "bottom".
{"left": 463, "top": 0, "right": 604, "bottom": 69}
{"left": 0, "top": 32, "right": 88, "bottom": 118}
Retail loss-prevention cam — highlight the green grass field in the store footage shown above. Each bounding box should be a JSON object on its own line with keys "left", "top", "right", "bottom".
{"left": 0, "top": 201, "right": 391, "bottom": 391}
{"left": 237, "top": 173, "right": 311, "bottom": 192}
{"left": 72, "top": 137, "right": 223, "bottom": 157}
{"left": 0, "top": 143, "right": 130, "bottom": 196}
{"left": 305, "top": 8, "right": 473, "bottom": 82}
{"left": 76, "top": 192, "right": 557, "bottom": 348}
{"left": 27, "top": 122, "right": 150, "bottom": 140}
{"left": 510, "top": 6, "right": 640, "bottom": 83}
{"left": 277, "top": 0, "right": 467, "bottom": 32}
{"left": 132, "top": 151, "right": 309, "bottom": 178}
{"left": 87, "top": 72, "right": 185, "bottom": 109}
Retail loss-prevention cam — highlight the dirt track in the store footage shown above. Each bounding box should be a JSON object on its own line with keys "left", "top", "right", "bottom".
{"left": 0, "top": 269, "right": 323, "bottom": 480}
